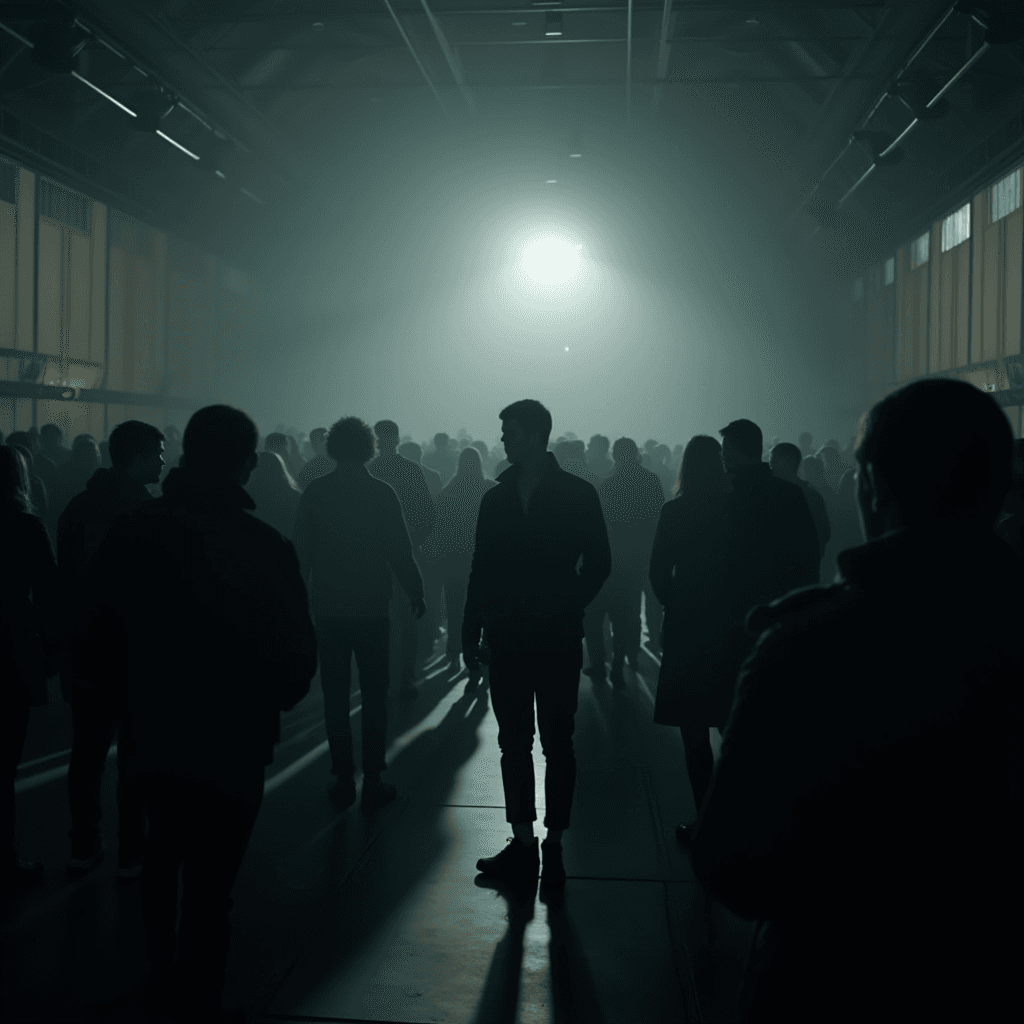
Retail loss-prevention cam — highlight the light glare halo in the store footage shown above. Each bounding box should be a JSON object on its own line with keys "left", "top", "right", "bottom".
{"left": 520, "top": 235, "right": 583, "bottom": 287}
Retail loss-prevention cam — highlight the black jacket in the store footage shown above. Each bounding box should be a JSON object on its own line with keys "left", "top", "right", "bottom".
{"left": 462, "top": 452, "right": 611, "bottom": 648}
{"left": 691, "top": 523, "right": 1023, "bottom": 1021}
{"left": 83, "top": 466, "right": 318, "bottom": 793}
{"left": 292, "top": 463, "right": 424, "bottom": 619}
{"left": 59, "top": 468, "right": 154, "bottom": 692}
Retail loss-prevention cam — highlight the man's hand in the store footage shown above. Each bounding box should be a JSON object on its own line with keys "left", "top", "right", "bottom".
{"left": 410, "top": 597, "right": 427, "bottom": 620}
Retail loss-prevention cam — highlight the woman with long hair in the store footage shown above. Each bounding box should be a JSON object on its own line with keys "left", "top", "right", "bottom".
{"left": 421, "top": 446, "right": 496, "bottom": 670}
{"left": 245, "top": 450, "right": 303, "bottom": 539}
{"left": 1, "top": 445, "right": 61, "bottom": 898}
{"left": 649, "top": 435, "right": 735, "bottom": 847}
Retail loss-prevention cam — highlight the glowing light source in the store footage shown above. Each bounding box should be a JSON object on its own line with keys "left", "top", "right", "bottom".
{"left": 520, "top": 235, "right": 583, "bottom": 286}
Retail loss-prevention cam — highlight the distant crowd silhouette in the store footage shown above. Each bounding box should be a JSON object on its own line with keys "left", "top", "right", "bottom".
{"left": 2, "top": 378, "right": 1022, "bottom": 1023}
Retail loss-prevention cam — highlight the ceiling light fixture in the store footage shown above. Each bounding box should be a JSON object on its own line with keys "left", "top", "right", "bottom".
{"left": 546, "top": 178, "right": 558, "bottom": 184}
{"left": 156, "top": 130, "right": 200, "bottom": 160}
{"left": 71, "top": 71, "right": 137, "bottom": 117}
{"left": 545, "top": 13, "right": 563, "bottom": 37}
{"left": 240, "top": 188, "right": 265, "bottom": 206}
{"left": 215, "top": 170, "right": 227, "bottom": 179}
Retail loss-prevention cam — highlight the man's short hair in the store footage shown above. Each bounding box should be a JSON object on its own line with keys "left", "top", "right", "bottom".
{"left": 719, "top": 419, "right": 763, "bottom": 461}
{"left": 499, "top": 400, "right": 552, "bottom": 447}
{"left": 374, "top": 420, "right": 399, "bottom": 446}
{"left": 71, "top": 434, "right": 99, "bottom": 456}
{"left": 109, "top": 420, "right": 165, "bottom": 470}
{"left": 589, "top": 434, "right": 610, "bottom": 452}
{"left": 434, "top": 432, "right": 450, "bottom": 447}
{"left": 328, "top": 417, "right": 377, "bottom": 463}
{"left": 770, "top": 442, "right": 803, "bottom": 471}
{"left": 182, "top": 405, "right": 259, "bottom": 474}
{"left": 40, "top": 423, "right": 63, "bottom": 442}
{"left": 855, "top": 378, "right": 1012, "bottom": 525}
{"left": 264, "top": 432, "right": 288, "bottom": 450}
{"left": 612, "top": 437, "right": 640, "bottom": 462}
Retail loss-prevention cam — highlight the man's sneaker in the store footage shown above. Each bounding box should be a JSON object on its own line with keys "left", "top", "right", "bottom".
{"left": 117, "top": 852, "right": 144, "bottom": 883}
{"left": 540, "top": 840, "right": 566, "bottom": 888}
{"left": 675, "top": 822, "right": 696, "bottom": 849}
{"left": 328, "top": 778, "right": 357, "bottom": 810}
{"left": 476, "top": 836, "right": 540, "bottom": 882}
{"left": 67, "top": 846, "right": 105, "bottom": 879}
{"left": 361, "top": 778, "right": 398, "bottom": 810}
{"left": 6, "top": 859, "right": 44, "bottom": 894}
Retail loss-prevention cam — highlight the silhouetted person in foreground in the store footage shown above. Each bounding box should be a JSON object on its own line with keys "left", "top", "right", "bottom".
{"left": 421, "top": 446, "right": 496, "bottom": 671}
{"left": 591, "top": 438, "right": 665, "bottom": 684}
{"left": 424, "top": 432, "right": 458, "bottom": 487}
{"left": 464, "top": 399, "right": 610, "bottom": 889}
{"left": 0, "top": 446, "right": 59, "bottom": 907}
{"left": 995, "top": 437, "right": 1024, "bottom": 557}
{"left": 769, "top": 442, "right": 830, "bottom": 583}
{"left": 84, "top": 405, "right": 317, "bottom": 1022}
{"left": 293, "top": 417, "right": 425, "bottom": 811}
{"left": 245, "top": 451, "right": 302, "bottom": 540}
{"left": 59, "top": 420, "right": 164, "bottom": 883}
{"left": 297, "top": 428, "right": 337, "bottom": 491}
{"left": 368, "top": 420, "right": 436, "bottom": 698}
{"left": 649, "top": 435, "right": 734, "bottom": 845}
{"left": 691, "top": 379, "right": 1023, "bottom": 1021}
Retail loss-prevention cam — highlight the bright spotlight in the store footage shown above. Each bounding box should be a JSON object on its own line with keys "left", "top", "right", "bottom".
{"left": 520, "top": 235, "right": 583, "bottom": 287}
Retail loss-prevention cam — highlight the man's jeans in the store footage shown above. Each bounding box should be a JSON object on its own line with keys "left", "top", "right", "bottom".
{"left": 487, "top": 616, "right": 584, "bottom": 832}
{"left": 67, "top": 684, "right": 147, "bottom": 859}
{"left": 317, "top": 617, "right": 390, "bottom": 780}
{"left": 140, "top": 770, "right": 262, "bottom": 1012}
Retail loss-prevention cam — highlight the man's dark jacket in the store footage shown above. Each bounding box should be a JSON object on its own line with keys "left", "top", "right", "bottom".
{"left": 796, "top": 478, "right": 830, "bottom": 564}
{"left": 83, "top": 465, "right": 318, "bottom": 794}
{"left": 691, "top": 522, "right": 1023, "bottom": 1021}
{"left": 291, "top": 463, "right": 424, "bottom": 620}
{"left": 462, "top": 452, "right": 611, "bottom": 649}
{"left": 724, "top": 463, "right": 820, "bottom": 628}
{"left": 59, "top": 468, "right": 153, "bottom": 693}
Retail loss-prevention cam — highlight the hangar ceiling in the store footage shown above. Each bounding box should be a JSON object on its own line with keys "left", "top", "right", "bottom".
{"left": 0, "top": 1, "right": 1022, "bottom": 273}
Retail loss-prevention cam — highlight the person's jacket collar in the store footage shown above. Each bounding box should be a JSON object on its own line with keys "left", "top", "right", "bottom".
{"left": 160, "top": 465, "right": 256, "bottom": 512}
{"left": 85, "top": 466, "right": 153, "bottom": 505}
{"left": 745, "top": 521, "right": 1009, "bottom": 634}
{"left": 495, "top": 450, "right": 561, "bottom": 485}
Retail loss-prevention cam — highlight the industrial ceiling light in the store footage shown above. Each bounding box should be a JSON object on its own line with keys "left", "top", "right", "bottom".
{"left": 852, "top": 130, "right": 904, "bottom": 167}
{"left": 156, "top": 130, "right": 200, "bottom": 160}
{"left": 71, "top": 71, "right": 137, "bottom": 117}
{"left": 30, "top": 22, "right": 87, "bottom": 73}
{"left": 545, "top": 13, "right": 563, "bottom": 37}
{"left": 132, "top": 90, "right": 176, "bottom": 132}
{"left": 521, "top": 235, "right": 582, "bottom": 286}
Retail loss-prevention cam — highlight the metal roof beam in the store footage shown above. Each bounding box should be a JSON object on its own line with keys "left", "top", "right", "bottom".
{"left": 419, "top": 0, "right": 475, "bottom": 113}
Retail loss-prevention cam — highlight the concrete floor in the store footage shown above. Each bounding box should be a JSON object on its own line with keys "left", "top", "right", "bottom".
{"left": 4, "top": 607, "right": 755, "bottom": 1023}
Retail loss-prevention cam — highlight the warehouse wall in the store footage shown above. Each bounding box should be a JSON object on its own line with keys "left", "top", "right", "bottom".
{"left": 0, "top": 157, "right": 254, "bottom": 441}
{"left": 855, "top": 165, "right": 1024, "bottom": 440}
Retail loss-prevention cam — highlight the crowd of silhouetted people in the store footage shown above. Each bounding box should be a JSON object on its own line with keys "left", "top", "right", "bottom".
{"left": 1, "top": 378, "right": 1022, "bottom": 1023}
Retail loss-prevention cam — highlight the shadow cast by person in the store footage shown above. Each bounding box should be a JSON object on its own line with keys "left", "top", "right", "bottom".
{"left": 257, "top": 688, "right": 492, "bottom": 1020}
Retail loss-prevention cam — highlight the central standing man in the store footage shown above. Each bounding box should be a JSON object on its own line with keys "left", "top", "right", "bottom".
{"left": 464, "top": 400, "right": 611, "bottom": 888}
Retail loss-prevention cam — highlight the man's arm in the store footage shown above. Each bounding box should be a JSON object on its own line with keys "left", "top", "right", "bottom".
{"left": 785, "top": 488, "right": 823, "bottom": 588}
{"left": 691, "top": 626, "right": 800, "bottom": 921}
{"left": 291, "top": 489, "right": 315, "bottom": 588}
{"left": 576, "top": 483, "right": 612, "bottom": 609}
{"left": 383, "top": 487, "right": 424, "bottom": 606}
{"left": 270, "top": 538, "right": 318, "bottom": 711}
{"left": 462, "top": 494, "right": 495, "bottom": 663}
{"left": 648, "top": 504, "right": 674, "bottom": 609}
